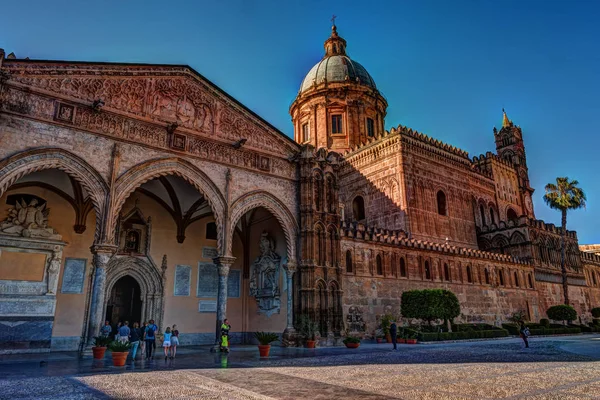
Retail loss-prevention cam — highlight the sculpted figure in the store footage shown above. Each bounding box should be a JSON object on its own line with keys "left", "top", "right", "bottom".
{"left": 249, "top": 232, "right": 282, "bottom": 316}
{"left": 46, "top": 253, "right": 61, "bottom": 295}
{"left": 0, "top": 198, "right": 59, "bottom": 239}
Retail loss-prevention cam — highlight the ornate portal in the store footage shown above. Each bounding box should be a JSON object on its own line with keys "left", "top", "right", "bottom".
{"left": 250, "top": 232, "right": 281, "bottom": 317}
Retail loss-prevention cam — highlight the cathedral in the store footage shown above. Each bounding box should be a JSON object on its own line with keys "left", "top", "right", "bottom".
{"left": 0, "top": 24, "right": 598, "bottom": 353}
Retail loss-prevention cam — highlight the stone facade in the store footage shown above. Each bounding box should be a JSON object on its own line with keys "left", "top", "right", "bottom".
{"left": 0, "top": 25, "right": 599, "bottom": 353}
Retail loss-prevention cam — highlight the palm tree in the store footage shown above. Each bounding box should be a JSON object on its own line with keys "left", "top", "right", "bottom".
{"left": 543, "top": 177, "right": 586, "bottom": 305}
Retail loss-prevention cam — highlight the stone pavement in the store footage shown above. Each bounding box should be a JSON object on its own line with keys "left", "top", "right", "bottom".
{"left": 0, "top": 335, "right": 599, "bottom": 399}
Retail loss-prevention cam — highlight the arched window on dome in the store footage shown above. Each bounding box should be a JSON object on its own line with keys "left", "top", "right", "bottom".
{"left": 352, "top": 196, "right": 365, "bottom": 221}
{"left": 367, "top": 118, "right": 375, "bottom": 137}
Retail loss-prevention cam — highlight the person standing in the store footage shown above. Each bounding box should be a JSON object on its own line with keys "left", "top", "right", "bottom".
{"left": 170, "top": 324, "right": 180, "bottom": 359}
{"left": 140, "top": 322, "right": 148, "bottom": 359}
{"left": 390, "top": 320, "right": 398, "bottom": 351}
{"left": 118, "top": 321, "right": 130, "bottom": 343}
{"left": 129, "top": 322, "right": 142, "bottom": 361}
{"left": 100, "top": 321, "right": 112, "bottom": 338}
{"left": 220, "top": 319, "right": 231, "bottom": 353}
{"left": 145, "top": 320, "right": 157, "bottom": 359}
{"left": 519, "top": 321, "right": 530, "bottom": 348}
{"left": 115, "top": 321, "right": 122, "bottom": 341}
{"left": 162, "top": 327, "right": 172, "bottom": 360}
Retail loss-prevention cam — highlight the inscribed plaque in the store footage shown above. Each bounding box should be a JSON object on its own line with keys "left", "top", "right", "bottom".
{"left": 202, "top": 247, "right": 218, "bottom": 260}
{"left": 228, "top": 269, "right": 241, "bottom": 298}
{"left": 60, "top": 258, "right": 86, "bottom": 293}
{"left": 174, "top": 265, "right": 191, "bottom": 296}
{"left": 197, "top": 262, "right": 218, "bottom": 297}
{"left": 198, "top": 300, "right": 217, "bottom": 313}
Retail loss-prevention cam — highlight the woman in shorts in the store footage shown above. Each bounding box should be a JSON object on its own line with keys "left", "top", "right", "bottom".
{"left": 170, "top": 324, "right": 180, "bottom": 359}
{"left": 162, "top": 326, "right": 172, "bottom": 360}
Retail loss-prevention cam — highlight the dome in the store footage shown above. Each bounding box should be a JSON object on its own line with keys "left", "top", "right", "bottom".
{"left": 299, "top": 55, "right": 377, "bottom": 93}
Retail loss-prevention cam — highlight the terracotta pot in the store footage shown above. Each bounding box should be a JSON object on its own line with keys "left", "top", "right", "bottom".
{"left": 111, "top": 351, "right": 128, "bottom": 367}
{"left": 92, "top": 346, "right": 107, "bottom": 360}
{"left": 398, "top": 338, "right": 406, "bottom": 344}
{"left": 258, "top": 344, "right": 271, "bottom": 358}
{"left": 406, "top": 339, "right": 417, "bottom": 344}
{"left": 386, "top": 334, "right": 392, "bottom": 343}
{"left": 376, "top": 338, "right": 383, "bottom": 343}
{"left": 306, "top": 340, "right": 316, "bottom": 349}
{"left": 345, "top": 342, "right": 360, "bottom": 349}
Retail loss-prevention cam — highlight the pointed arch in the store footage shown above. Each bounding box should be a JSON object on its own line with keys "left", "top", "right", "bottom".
{"left": 112, "top": 158, "right": 225, "bottom": 253}
{"left": 0, "top": 147, "right": 109, "bottom": 241}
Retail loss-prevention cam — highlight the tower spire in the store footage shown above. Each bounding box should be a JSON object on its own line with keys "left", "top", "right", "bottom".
{"left": 502, "top": 108, "right": 512, "bottom": 128}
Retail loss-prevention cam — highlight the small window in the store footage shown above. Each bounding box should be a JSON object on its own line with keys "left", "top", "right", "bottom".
{"left": 376, "top": 255, "right": 383, "bottom": 275}
{"left": 206, "top": 222, "right": 217, "bottom": 240}
{"left": 345, "top": 250, "right": 353, "bottom": 273}
{"left": 391, "top": 255, "right": 397, "bottom": 277}
{"left": 367, "top": 118, "right": 375, "bottom": 137}
{"left": 592, "top": 272, "right": 597, "bottom": 286}
{"left": 444, "top": 263, "right": 450, "bottom": 281}
{"left": 425, "top": 261, "right": 431, "bottom": 280}
{"left": 480, "top": 204, "right": 486, "bottom": 226}
{"left": 485, "top": 269, "right": 490, "bottom": 285}
{"left": 490, "top": 208, "right": 496, "bottom": 225}
{"left": 437, "top": 191, "right": 447, "bottom": 216}
{"left": 498, "top": 270, "right": 505, "bottom": 286}
{"left": 301, "top": 123, "right": 309, "bottom": 142}
{"left": 331, "top": 114, "right": 343, "bottom": 134}
{"left": 466, "top": 266, "right": 472, "bottom": 283}
{"left": 514, "top": 271, "right": 520, "bottom": 287}
{"left": 507, "top": 208, "right": 518, "bottom": 223}
{"left": 400, "top": 257, "right": 407, "bottom": 277}
{"left": 528, "top": 273, "right": 534, "bottom": 288}
{"left": 352, "top": 196, "right": 365, "bottom": 220}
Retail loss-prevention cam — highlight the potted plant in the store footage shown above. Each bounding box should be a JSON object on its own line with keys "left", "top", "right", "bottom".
{"left": 397, "top": 329, "right": 406, "bottom": 344}
{"left": 92, "top": 336, "right": 111, "bottom": 360}
{"left": 298, "top": 315, "right": 319, "bottom": 348}
{"left": 343, "top": 334, "right": 361, "bottom": 349}
{"left": 108, "top": 340, "right": 132, "bottom": 367}
{"left": 375, "top": 328, "right": 385, "bottom": 343}
{"left": 381, "top": 314, "right": 394, "bottom": 343}
{"left": 406, "top": 331, "right": 418, "bottom": 345}
{"left": 254, "top": 332, "right": 278, "bottom": 358}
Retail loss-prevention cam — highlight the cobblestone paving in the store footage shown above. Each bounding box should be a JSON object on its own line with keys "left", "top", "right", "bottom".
{"left": 1, "top": 338, "right": 599, "bottom": 399}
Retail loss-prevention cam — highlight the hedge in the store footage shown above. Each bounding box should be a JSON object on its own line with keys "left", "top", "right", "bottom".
{"left": 580, "top": 325, "right": 600, "bottom": 333}
{"left": 502, "top": 324, "right": 581, "bottom": 336}
{"left": 418, "top": 329, "right": 509, "bottom": 342}
{"left": 592, "top": 308, "right": 600, "bottom": 318}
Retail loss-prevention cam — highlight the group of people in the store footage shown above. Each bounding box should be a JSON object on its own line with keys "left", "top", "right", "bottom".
{"left": 101, "top": 319, "right": 181, "bottom": 360}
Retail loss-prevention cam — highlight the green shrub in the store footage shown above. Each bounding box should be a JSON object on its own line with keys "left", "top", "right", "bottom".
{"left": 502, "top": 324, "right": 520, "bottom": 335}
{"left": 547, "top": 305, "right": 578, "bottom": 323}
{"left": 343, "top": 335, "right": 361, "bottom": 344}
{"left": 593, "top": 318, "right": 600, "bottom": 327}
{"left": 108, "top": 340, "right": 132, "bottom": 352}
{"left": 92, "top": 336, "right": 111, "bottom": 347}
{"left": 401, "top": 289, "right": 460, "bottom": 324}
{"left": 591, "top": 308, "right": 600, "bottom": 318}
{"left": 254, "top": 332, "right": 279, "bottom": 345}
{"left": 417, "top": 329, "right": 509, "bottom": 342}
{"left": 539, "top": 318, "right": 550, "bottom": 328}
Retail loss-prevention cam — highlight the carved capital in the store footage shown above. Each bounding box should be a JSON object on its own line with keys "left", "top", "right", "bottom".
{"left": 283, "top": 259, "right": 298, "bottom": 276}
{"left": 91, "top": 243, "right": 117, "bottom": 268}
{"left": 214, "top": 256, "right": 236, "bottom": 277}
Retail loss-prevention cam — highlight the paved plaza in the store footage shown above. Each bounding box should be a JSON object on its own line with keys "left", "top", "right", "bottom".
{"left": 1, "top": 335, "right": 600, "bottom": 399}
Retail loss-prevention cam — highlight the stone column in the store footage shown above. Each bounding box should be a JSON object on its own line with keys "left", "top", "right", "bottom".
{"left": 212, "top": 256, "right": 236, "bottom": 351}
{"left": 283, "top": 259, "right": 298, "bottom": 332}
{"left": 86, "top": 245, "right": 116, "bottom": 345}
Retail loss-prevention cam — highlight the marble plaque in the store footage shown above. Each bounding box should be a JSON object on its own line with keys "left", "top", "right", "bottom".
{"left": 228, "top": 269, "right": 241, "bottom": 298}
{"left": 202, "top": 247, "right": 218, "bottom": 260}
{"left": 174, "top": 265, "right": 191, "bottom": 296}
{"left": 197, "top": 262, "right": 218, "bottom": 297}
{"left": 60, "top": 258, "right": 86, "bottom": 294}
{"left": 198, "top": 300, "right": 217, "bottom": 313}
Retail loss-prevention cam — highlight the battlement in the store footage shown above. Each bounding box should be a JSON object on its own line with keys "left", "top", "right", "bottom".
{"left": 480, "top": 217, "right": 578, "bottom": 239}
{"left": 471, "top": 151, "right": 516, "bottom": 178}
{"left": 341, "top": 221, "right": 529, "bottom": 265}
{"left": 581, "top": 250, "right": 600, "bottom": 266}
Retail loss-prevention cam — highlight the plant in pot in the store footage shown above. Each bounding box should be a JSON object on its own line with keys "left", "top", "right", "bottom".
{"left": 343, "top": 334, "right": 361, "bottom": 349}
{"left": 92, "top": 336, "right": 111, "bottom": 360}
{"left": 375, "top": 328, "right": 385, "bottom": 343}
{"left": 298, "top": 315, "right": 319, "bottom": 348}
{"left": 406, "top": 331, "right": 418, "bottom": 345}
{"left": 381, "top": 314, "right": 394, "bottom": 343}
{"left": 254, "top": 332, "right": 279, "bottom": 358}
{"left": 108, "top": 340, "right": 132, "bottom": 367}
{"left": 397, "top": 329, "right": 406, "bottom": 344}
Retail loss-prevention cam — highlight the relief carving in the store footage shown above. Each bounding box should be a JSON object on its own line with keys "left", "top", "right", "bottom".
{"left": 0, "top": 198, "right": 61, "bottom": 240}
{"left": 250, "top": 232, "right": 281, "bottom": 317}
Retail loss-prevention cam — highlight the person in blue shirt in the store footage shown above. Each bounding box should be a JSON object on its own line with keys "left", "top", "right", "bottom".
{"left": 162, "top": 327, "right": 172, "bottom": 360}
{"left": 145, "top": 319, "right": 158, "bottom": 359}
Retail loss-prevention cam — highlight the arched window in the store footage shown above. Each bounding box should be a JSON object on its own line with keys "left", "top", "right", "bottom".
{"left": 466, "top": 266, "right": 472, "bottom": 283}
{"left": 376, "top": 255, "right": 383, "bottom": 275}
{"left": 437, "top": 190, "right": 447, "bottom": 216}
{"left": 345, "top": 250, "right": 352, "bottom": 273}
{"left": 490, "top": 208, "right": 496, "bottom": 225}
{"left": 592, "top": 271, "right": 597, "bottom": 286}
{"left": 316, "top": 228, "right": 324, "bottom": 265}
{"left": 498, "top": 269, "right": 505, "bottom": 286}
{"left": 391, "top": 255, "right": 397, "bottom": 277}
{"left": 514, "top": 271, "right": 520, "bottom": 287}
{"left": 480, "top": 204, "right": 486, "bottom": 226}
{"left": 314, "top": 173, "right": 322, "bottom": 211}
{"left": 484, "top": 268, "right": 490, "bottom": 285}
{"left": 528, "top": 273, "right": 534, "bottom": 288}
{"left": 507, "top": 208, "right": 518, "bottom": 223}
{"left": 352, "top": 196, "right": 365, "bottom": 220}
{"left": 444, "top": 263, "right": 450, "bottom": 281}
{"left": 424, "top": 261, "right": 431, "bottom": 280}
{"left": 400, "top": 257, "right": 407, "bottom": 277}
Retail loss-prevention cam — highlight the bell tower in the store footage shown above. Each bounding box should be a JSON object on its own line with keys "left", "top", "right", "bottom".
{"left": 494, "top": 109, "right": 535, "bottom": 217}
{"left": 290, "top": 23, "right": 387, "bottom": 153}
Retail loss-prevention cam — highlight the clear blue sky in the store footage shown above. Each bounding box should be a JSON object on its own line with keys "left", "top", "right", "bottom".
{"left": 1, "top": 0, "right": 598, "bottom": 243}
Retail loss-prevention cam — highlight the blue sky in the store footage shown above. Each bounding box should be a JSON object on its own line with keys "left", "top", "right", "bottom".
{"left": 1, "top": 0, "right": 598, "bottom": 243}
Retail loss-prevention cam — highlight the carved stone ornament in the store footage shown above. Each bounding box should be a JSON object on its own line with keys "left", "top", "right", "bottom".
{"left": 0, "top": 198, "right": 61, "bottom": 240}
{"left": 249, "top": 231, "right": 281, "bottom": 317}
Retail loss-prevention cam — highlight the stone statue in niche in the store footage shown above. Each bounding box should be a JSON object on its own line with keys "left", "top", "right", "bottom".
{"left": 46, "top": 252, "right": 62, "bottom": 295}
{"left": 125, "top": 230, "right": 140, "bottom": 253}
{"left": 0, "top": 198, "right": 61, "bottom": 240}
{"left": 250, "top": 231, "right": 281, "bottom": 317}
